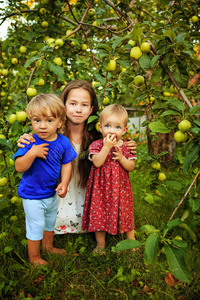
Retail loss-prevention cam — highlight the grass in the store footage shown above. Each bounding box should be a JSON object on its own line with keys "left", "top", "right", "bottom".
{"left": 0, "top": 145, "right": 200, "bottom": 299}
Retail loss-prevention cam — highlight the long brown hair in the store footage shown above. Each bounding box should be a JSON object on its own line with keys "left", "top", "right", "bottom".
{"left": 60, "top": 80, "right": 100, "bottom": 187}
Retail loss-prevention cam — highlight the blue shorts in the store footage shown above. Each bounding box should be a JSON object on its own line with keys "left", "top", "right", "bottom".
{"left": 22, "top": 195, "right": 57, "bottom": 241}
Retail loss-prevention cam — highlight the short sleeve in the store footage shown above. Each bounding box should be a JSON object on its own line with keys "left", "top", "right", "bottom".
{"left": 61, "top": 137, "right": 78, "bottom": 165}
{"left": 88, "top": 140, "right": 103, "bottom": 161}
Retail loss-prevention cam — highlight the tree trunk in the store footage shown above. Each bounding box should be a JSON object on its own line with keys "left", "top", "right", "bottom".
{"left": 146, "top": 111, "right": 176, "bottom": 165}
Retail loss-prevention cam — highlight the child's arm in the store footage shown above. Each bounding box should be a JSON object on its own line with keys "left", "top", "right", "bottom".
{"left": 15, "top": 143, "right": 49, "bottom": 173}
{"left": 92, "top": 134, "right": 117, "bottom": 168}
{"left": 55, "top": 162, "right": 72, "bottom": 198}
{"left": 113, "top": 146, "right": 135, "bottom": 172}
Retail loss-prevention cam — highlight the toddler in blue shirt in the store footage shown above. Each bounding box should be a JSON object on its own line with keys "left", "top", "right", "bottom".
{"left": 15, "top": 93, "right": 77, "bottom": 266}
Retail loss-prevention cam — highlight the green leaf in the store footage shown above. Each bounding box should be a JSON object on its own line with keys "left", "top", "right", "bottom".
{"left": 165, "top": 245, "right": 192, "bottom": 283}
{"left": 183, "top": 145, "right": 200, "bottom": 173}
{"left": 1, "top": 167, "right": 15, "bottom": 177}
{"left": 189, "top": 104, "right": 200, "bottom": 113}
{"left": 112, "top": 37, "right": 125, "bottom": 50}
{"left": 11, "top": 120, "right": 23, "bottom": 138}
{"left": 24, "top": 56, "right": 40, "bottom": 68}
{"left": 139, "top": 54, "right": 151, "bottom": 70}
{"left": 178, "top": 223, "right": 197, "bottom": 243}
{"left": 189, "top": 198, "right": 200, "bottom": 212}
{"left": 48, "top": 62, "right": 65, "bottom": 80}
{"left": 144, "top": 193, "right": 154, "bottom": 204}
{"left": 0, "top": 138, "right": 13, "bottom": 150}
{"left": 167, "top": 99, "right": 186, "bottom": 111}
{"left": 167, "top": 218, "right": 182, "bottom": 228}
{"left": 4, "top": 246, "right": 13, "bottom": 253}
{"left": 25, "top": 30, "right": 35, "bottom": 41}
{"left": 145, "top": 232, "right": 160, "bottom": 263}
{"left": 174, "top": 63, "right": 189, "bottom": 88}
{"left": 164, "top": 29, "right": 176, "bottom": 43}
{"left": 95, "top": 44, "right": 111, "bottom": 52}
{"left": 148, "top": 121, "right": 171, "bottom": 133}
{"left": 160, "top": 110, "right": 181, "bottom": 117}
{"left": 139, "top": 224, "right": 158, "bottom": 235}
{"left": 165, "top": 181, "right": 182, "bottom": 190}
{"left": 171, "top": 239, "right": 187, "bottom": 248}
{"left": 151, "top": 55, "right": 161, "bottom": 68}
{"left": 0, "top": 199, "right": 9, "bottom": 210}
{"left": 175, "top": 32, "right": 186, "bottom": 44}
{"left": 111, "top": 239, "right": 141, "bottom": 252}
{"left": 88, "top": 115, "right": 98, "bottom": 123}
{"left": 151, "top": 67, "right": 164, "bottom": 82}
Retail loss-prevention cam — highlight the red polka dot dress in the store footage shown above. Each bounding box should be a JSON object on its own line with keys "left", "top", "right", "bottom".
{"left": 82, "top": 139, "right": 136, "bottom": 235}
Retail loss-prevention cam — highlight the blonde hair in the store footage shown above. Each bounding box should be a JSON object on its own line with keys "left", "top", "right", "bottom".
{"left": 26, "top": 94, "right": 66, "bottom": 123}
{"left": 100, "top": 104, "right": 128, "bottom": 126}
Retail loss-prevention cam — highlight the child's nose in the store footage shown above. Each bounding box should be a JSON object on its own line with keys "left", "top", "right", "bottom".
{"left": 40, "top": 121, "right": 46, "bottom": 127}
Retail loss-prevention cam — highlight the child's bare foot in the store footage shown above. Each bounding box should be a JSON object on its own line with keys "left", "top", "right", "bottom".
{"left": 31, "top": 258, "right": 48, "bottom": 267}
{"left": 93, "top": 246, "right": 106, "bottom": 255}
{"left": 43, "top": 247, "right": 67, "bottom": 255}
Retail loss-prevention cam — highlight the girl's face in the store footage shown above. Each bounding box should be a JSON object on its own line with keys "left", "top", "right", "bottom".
{"left": 99, "top": 114, "right": 128, "bottom": 141}
{"left": 65, "top": 88, "right": 93, "bottom": 125}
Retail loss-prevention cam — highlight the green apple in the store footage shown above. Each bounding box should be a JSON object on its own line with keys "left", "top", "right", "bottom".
{"left": 174, "top": 131, "right": 187, "bottom": 143}
{"left": 10, "top": 196, "right": 19, "bottom": 204}
{"left": 71, "top": 41, "right": 76, "bottom": 46}
{"left": 106, "top": 60, "right": 116, "bottom": 72}
{"left": 40, "top": 8, "right": 46, "bottom": 14}
{"left": 178, "top": 120, "right": 191, "bottom": 133}
{"left": 53, "top": 57, "right": 62, "bottom": 66}
{"left": 88, "top": 8, "right": 95, "bottom": 15}
{"left": 189, "top": 70, "right": 195, "bottom": 77}
{"left": 8, "top": 114, "right": 17, "bottom": 124}
{"left": 163, "top": 91, "right": 171, "bottom": 97}
{"left": 103, "top": 96, "right": 110, "bottom": 105}
{"left": 134, "top": 75, "right": 144, "bottom": 86}
{"left": 191, "top": 16, "right": 199, "bottom": 23}
{"left": 130, "top": 47, "right": 142, "bottom": 60}
{"left": 46, "top": 38, "right": 55, "bottom": 46}
{"left": 170, "top": 85, "right": 178, "bottom": 94}
{"left": 1, "top": 92, "right": 6, "bottom": 96}
{"left": 36, "top": 78, "right": 45, "bottom": 86}
{"left": 92, "top": 21, "right": 98, "bottom": 26}
{"left": 55, "top": 39, "right": 64, "bottom": 47}
{"left": 7, "top": 96, "right": 12, "bottom": 100}
{"left": 42, "top": 21, "right": 49, "bottom": 27}
{"left": 66, "top": 30, "right": 75, "bottom": 38}
{"left": 27, "top": 87, "right": 37, "bottom": 97}
{"left": 81, "top": 44, "right": 87, "bottom": 51}
{"left": 36, "top": 59, "right": 42, "bottom": 68}
{"left": 20, "top": 46, "right": 27, "bottom": 53}
{"left": 9, "top": 158, "right": 15, "bottom": 166}
{"left": 10, "top": 215, "right": 18, "bottom": 222}
{"left": 16, "top": 111, "right": 27, "bottom": 123}
{"left": 95, "top": 122, "right": 100, "bottom": 132}
{"left": 0, "top": 177, "right": 7, "bottom": 187}
{"left": 140, "top": 42, "right": 151, "bottom": 53}
{"left": 158, "top": 172, "right": 166, "bottom": 181}
{"left": 11, "top": 58, "right": 18, "bottom": 64}
{"left": 0, "top": 134, "right": 6, "bottom": 139}
{"left": 2, "top": 69, "right": 9, "bottom": 76}
{"left": 155, "top": 189, "right": 162, "bottom": 197}
{"left": 151, "top": 162, "right": 160, "bottom": 170}
{"left": 128, "top": 40, "right": 136, "bottom": 46}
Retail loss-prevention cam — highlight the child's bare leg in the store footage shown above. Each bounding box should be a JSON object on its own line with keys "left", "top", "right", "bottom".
{"left": 42, "top": 231, "right": 66, "bottom": 255}
{"left": 94, "top": 231, "right": 106, "bottom": 253}
{"left": 126, "top": 229, "right": 135, "bottom": 240}
{"left": 27, "top": 239, "right": 48, "bottom": 266}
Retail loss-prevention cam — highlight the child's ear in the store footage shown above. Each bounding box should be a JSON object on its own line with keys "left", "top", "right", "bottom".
{"left": 57, "top": 120, "right": 63, "bottom": 129}
{"left": 123, "top": 127, "right": 128, "bottom": 135}
{"left": 98, "top": 122, "right": 102, "bottom": 132}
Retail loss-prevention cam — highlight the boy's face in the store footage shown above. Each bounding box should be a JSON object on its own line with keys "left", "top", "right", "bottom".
{"left": 99, "top": 114, "right": 127, "bottom": 142}
{"left": 31, "top": 114, "right": 62, "bottom": 141}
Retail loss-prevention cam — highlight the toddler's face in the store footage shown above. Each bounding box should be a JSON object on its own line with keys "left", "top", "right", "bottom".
{"left": 99, "top": 115, "right": 127, "bottom": 141}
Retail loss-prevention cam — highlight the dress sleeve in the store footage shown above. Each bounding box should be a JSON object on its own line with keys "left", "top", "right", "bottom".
{"left": 88, "top": 140, "right": 102, "bottom": 161}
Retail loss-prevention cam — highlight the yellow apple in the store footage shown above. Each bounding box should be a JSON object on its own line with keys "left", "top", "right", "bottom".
{"left": 140, "top": 42, "right": 151, "bottom": 53}
{"left": 36, "top": 59, "right": 42, "bottom": 68}
{"left": 10, "top": 215, "right": 18, "bottom": 222}
{"left": 20, "top": 46, "right": 27, "bottom": 53}
{"left": 40, "top": 8, "right": 46, "bottom": 14}
{"left": 9, "top": 158, "right": 15, "bottom": 166}
{"left": 158, "top": 172, "right": 166, "bottom": 181}
{"left": 0, "top": 134, "right": 6, "bottom": 139}
{"left": 11, "top": 58, "right": 18, "bottom": 64}
{"left": 8, "top": 114, "right": 17, "bottom": 124}
{"left": 0, "top": 177, "right": 7, "bottom": 187}
{"left": 27, "top": 87, "right": 37, "bottom": 97}
{"left": 10, "top": 196, "right": 19, "bottom": 204}
{"left": 155, "top": 189, "right": 162, "bottom": 197}
{"left": 53, "top": 57, "right": 62, "bottom": 66}
{"left": 134, "top": 75, "right": 144, "bottom": 86}
{"left": 130, "top": 47, "right": 142, "bottom": 60}
{"left": 81, "top": 44, "right": 87, "bottom": 51}
{"left": 2, "top": 69, "right": 9, "bottom": 76}
{"left": 95, "top": 122, "right": 100, "bottom": 132}
{"left": 106, "top": 60, "right": 116, "bottom": 72}
{"left": 174, "top": 131, "right": 187, "bottom": 143}
{"left": 36, "top": 78, "right": 45, "bottom": 86}
{"left": 55, "top": 39, "right": 64, "bottom": 47}
{"left": 191, "top": 16, "right": 198, "bottom": 23}
{"left": 128, "top": 40, "right": 136, "bottom": 46}
{"left": 16, "top": 111, "right": 27, "bottom": 123}
{"left": 103, "top": 96, "right": 110, "bottom": 105}
{"left": 178, "top": 120, "right": 191, "bottom": 133}
{"left": 42, "top": 21, "right": 49, "bottom": 27}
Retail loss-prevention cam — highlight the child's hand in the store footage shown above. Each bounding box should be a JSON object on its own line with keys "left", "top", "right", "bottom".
{"left": 103, "top": 133, "right": 117, "bottom": 150}
{"left": 56, "top": 182, "right": 67, "bottom": 198}
{"left": 113, "top": 146, "right": 123, "bottom": 162}
{"left": 31, "top": 143, "right": 49, "bottom": 159}
{"left": 124, "top": 138, "right": 137, "bottom": 155}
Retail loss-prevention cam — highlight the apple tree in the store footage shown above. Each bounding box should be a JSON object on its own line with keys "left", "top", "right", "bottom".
{"left": 0, "top": 0, "right": 200, "bottom": 282}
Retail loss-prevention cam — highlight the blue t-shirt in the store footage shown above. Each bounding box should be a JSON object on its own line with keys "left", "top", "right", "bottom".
{"left": 14, "top": 133, "right": 77, "bottom": 200}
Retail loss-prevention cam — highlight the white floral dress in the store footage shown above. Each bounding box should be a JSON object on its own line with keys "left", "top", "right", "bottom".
{"left": 54, "top": 143, "right": 87, "bottom": 234}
